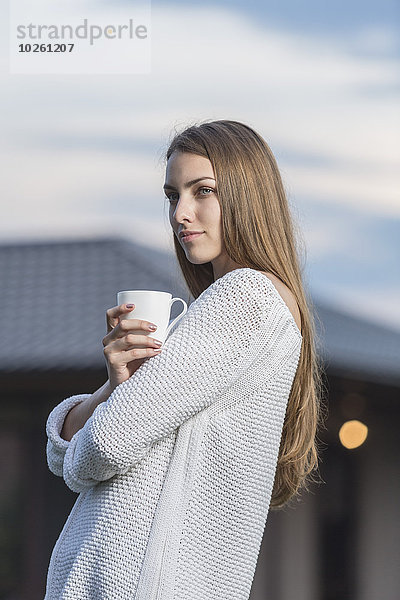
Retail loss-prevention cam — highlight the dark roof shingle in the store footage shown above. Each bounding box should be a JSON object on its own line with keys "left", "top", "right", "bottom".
{"left": 1, "top": 237, "right": 399, "bottom": 386}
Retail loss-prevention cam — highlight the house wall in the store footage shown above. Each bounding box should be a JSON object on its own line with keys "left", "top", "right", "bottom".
{"left": 357, "top": 410, "right": 399, "bottom": 600}
{"left": 250, "top": 491, "right": 319, "bottom": 600}
{"left": 1, "top": 372, "right": 399, "bottom": 600}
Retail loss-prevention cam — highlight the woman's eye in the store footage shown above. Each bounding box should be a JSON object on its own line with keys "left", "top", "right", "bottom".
{"left": 164, "top": 187, "right": 214, "bottom": 203}
{"left": 198, "top": 187, "right": 214, "bottom": 195}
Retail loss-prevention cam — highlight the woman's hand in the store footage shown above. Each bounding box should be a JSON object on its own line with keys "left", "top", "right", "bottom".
{"left": 103, "top": 303, "right": 163, "bottom": 390}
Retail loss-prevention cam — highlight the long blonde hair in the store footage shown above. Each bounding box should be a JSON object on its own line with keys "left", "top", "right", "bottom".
{"left": 162, "top": 119, "right": 327, "bottom": 509}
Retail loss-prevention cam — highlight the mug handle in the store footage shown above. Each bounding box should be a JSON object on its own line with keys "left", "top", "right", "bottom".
{"left": 166, "top": 297, "right": 188, "bottom": 338}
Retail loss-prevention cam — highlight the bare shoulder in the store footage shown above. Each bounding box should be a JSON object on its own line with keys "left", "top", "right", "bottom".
{"left": 258, "top": 271, "right": 302, "bottom": 333}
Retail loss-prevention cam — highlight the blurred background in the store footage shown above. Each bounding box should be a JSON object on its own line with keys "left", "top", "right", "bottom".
{"left": 1, "top": 0, "right": 399, "bottom": 598}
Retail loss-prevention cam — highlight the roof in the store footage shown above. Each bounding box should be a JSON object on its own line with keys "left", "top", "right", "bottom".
{"left": 0, "top": 237, "right": 188, "bottom": 373}
{"left": 1, "top": 237, "right": 399, "bottom": 387}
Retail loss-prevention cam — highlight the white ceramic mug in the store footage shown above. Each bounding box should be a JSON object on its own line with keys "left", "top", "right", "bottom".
{"left": 117, "top": 290, "right": 188, "bottom": 345}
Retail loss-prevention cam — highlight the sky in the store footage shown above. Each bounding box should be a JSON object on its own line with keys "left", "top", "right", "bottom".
{"left": 1, "top": 0, "right": 399, "bottom": 331}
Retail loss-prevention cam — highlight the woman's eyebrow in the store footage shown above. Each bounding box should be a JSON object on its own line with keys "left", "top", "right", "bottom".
{"left": 163, "top": 177, "right": 215, "bottom": 191}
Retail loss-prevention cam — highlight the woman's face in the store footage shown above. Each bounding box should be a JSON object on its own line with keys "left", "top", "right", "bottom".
{"left": 164, "top": 151, "right": 242, "bottom": 279}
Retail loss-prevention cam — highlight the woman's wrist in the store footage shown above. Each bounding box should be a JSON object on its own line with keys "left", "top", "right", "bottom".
{"left": 90, "top": 380, "right": 113, "bottom": 409}
{"left": 61, "top": 380, "right": 113, "bottom": 442}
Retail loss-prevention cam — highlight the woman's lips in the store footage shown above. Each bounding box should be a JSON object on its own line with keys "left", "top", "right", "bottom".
{"left": 181, "top": 232, "right": 204, "bottom": 243}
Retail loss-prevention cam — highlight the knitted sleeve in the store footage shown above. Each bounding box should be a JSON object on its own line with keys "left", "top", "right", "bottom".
{"left": 46, "top": 394, "right": 91, "bottom": 477}
{"left": 52, "top": 270, "right": 299, "bottom": 493}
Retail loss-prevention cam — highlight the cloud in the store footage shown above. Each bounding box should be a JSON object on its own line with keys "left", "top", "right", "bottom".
{"left": 347, "top": 25, "right": 400, "bottom": 56}
{"left": 1, "top": 3, "right": 399, "bottom": 329}
{"left": 1, "top": 4, "right": 399, "bottom": 241}
{"left": 314, "top": 283, "right": 400, "bottom": 333}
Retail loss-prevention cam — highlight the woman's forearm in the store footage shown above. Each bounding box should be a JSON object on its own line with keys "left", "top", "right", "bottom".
{"left": 61, "top": 380, "right": 113, "bottom": 442}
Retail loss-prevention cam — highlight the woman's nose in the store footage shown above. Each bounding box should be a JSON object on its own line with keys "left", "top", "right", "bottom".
{"left": 173, "top": 195, "right": 195, "bottom": 221}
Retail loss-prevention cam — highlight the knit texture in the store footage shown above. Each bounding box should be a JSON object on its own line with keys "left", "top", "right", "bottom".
{"left": 45, "top": 267, "right": 302, "bottom": 599}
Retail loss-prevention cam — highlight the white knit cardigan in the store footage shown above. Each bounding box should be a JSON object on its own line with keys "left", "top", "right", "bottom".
{"left": 45, "top": 267, "right": 303, "bottom": 599}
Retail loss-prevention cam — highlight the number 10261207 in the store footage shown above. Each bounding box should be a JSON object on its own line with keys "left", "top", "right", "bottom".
{"left": 18, "top": 43, "right": 74, "bottom": 52}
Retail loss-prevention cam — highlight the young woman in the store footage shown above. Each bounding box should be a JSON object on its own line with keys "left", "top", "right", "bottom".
{"left": 45, "top": 119, "right": 325, "bottom": 599}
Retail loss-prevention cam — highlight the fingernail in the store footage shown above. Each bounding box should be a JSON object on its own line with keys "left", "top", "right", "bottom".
{"left": 148, "top": 324, "right": 157, "bottom": 331}
{"left": 126, "top": 304, "right": 134, "bottom": 308}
